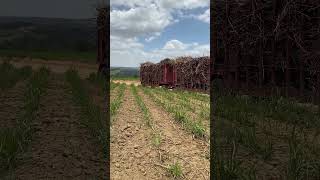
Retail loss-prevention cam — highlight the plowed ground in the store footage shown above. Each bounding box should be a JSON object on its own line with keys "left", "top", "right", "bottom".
{"left": 110, "top": 84, "right": 210, "bottom": 179}
{"left": 0, "top": 61, "right": 108, "bottom": 179}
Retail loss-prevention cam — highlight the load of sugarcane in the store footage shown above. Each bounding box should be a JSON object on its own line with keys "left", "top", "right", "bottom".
{"left": 140, "top": 56, "right": 210, "bottom": 90}
{"left": 214, "top": 0, "right": 319, "bottom": 101}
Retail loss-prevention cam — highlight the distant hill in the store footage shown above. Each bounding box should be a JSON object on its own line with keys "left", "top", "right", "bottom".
{"left": 0, "top": 16, "right": 96, "bottom": 52}
{"left": 111, "top": 67, "right": 139, "bottom": 78}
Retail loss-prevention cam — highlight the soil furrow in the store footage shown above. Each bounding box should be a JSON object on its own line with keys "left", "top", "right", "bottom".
{"left": 138, "top": 88, "right": 210, "bottom": 179}
{"left": 11, "top": 75, "right": 107, "bottom": 179}
{"left": 0, "top": 81, "right": 27, "bottom": 129}
{"left": 110, "top": 89, "right": 164, "bottom": 179}
{"left": 149, "top": 89, "right": 210, "bottom": 134}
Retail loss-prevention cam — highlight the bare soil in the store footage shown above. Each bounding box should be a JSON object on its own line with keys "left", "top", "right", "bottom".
{"left": 0, "top": 81, "right": 27, "bottom": 129}
{"left": 110, "top": 86, "right": 209, "bottom": 179}
{"left": 110, "top": 89, "right": 164, "bottom": 179}
{"left": 151, "top": 91, "right": 210, "bottom": 135}
{"left": 138, "top": 89, "right": 210, "bottom": 179}
{"left": 8, "top": 74, "right": 107, "bottom": 179}
{"left": 0, "top": 58, "right": 97, "bottom": 79}
{"left": 112, "top": 80, "right": 140, "bottom": 86}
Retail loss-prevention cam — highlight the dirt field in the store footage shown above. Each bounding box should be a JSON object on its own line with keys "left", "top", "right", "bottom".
{"left": 0, "top": 60, "right": 108, "bottom": 179}
{"left": 0, "top": 57, "right": 97, "bottom": 79}
{"left": 110, "top": 83, "right": 210, "bottom": 179}
{"left": 213, "top": 92, "right": 320, "bottom": 179}
{"left": 112, "top": 80, "right": 140, "bottom": 86}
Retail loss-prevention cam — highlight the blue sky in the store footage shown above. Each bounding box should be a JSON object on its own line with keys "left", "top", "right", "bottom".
{"left": 110, "top": 0, "right": 210, "bottom": 67}
{"left": 142, "top": 15, "right": 209, "bottom": 51}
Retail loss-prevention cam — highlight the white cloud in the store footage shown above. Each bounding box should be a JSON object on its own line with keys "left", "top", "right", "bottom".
{"left": 163, "top": 40, "right": 188, "bottom": 50}
{"left": 110, "top": 0, "right": 210, "bottom": 67}
{"left": 111, "top": 38, "right": 209, "bottom": 67}
{"left": 110, "top": 36, "right": 144, "bottom": 51}
{"left": 111, "top": 0, "right": 209, "bottom": 9}
{"left": 153, "top": 40, "right": 209, "bottom": 59}
{"left": 197, "top": 9, "right": 210, "bottom": 23}
{"left": 145, "top": 36, "right": 156, "bottom": 42}
{"left": 111, "top": 4, "right": 173, "bottom": 38}
{"left": 159, "top": 0, "right": 209, "bottom": 10}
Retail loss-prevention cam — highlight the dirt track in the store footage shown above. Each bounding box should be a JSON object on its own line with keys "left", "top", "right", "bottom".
{"left": 112, "top": 80, "right": 140, "bottom": 86}
{"left": 110, "top": 86, "right": 209, "bottom": 179}
{"left": 0, "top": 57, "right": 96, "bottom": 79}
{"left": 7, "top": 75, "right": 107, "bottom": 179}
{"left": 0, "top": 81, "right": 26, "bottom": 129}
{"left": 111, "top": 89, "right": 163, "bottom": 179}
{"left": 138, "top": 89, "right": 209, "bottom": 179}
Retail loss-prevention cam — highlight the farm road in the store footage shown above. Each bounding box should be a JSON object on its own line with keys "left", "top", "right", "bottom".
{"left": 110, "top": 88, "right": 164, "bottom": 179}
{"left": 138, "top": 89, "right": 210, "bottom": 179}
{"left": 0, "top": 58, "right": 96, "bottom": 79}
{"left": 6, "top": 74, "right": 107, "bottom": 179}
{"left": 110, "top": 85, "right": 209, "bottom": 179}
{"left": 112, "top": 80, "right": 140, "bottom": 86}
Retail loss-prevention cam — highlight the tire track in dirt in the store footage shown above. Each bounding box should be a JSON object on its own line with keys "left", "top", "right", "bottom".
{"left": 0, "top": 81, "right": 27, "bottom": 129}
{"left": 111, "top": 88, "right": 165, "bottom": 179}
{"left": 11, "top": 75, "right": 107, "bottom": 179}
{"left": 138, "top": 88, "right": 210, "bottom": 179}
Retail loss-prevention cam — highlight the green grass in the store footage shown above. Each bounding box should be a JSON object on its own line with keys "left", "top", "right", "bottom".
{"left": 111, "top": 76, "right": 139, "bottom": 81}
{"left": 130, "top": 85, "right": 164, "bottom": 151}
{"left": 152, "top": 133, "right": 162, "bottom": 147}
{"left": 213, "top": 140, "right": 244, "bottom": 180}
{"left": 0, "top": 67, "right": 49, "bottom": 173}
{"left": 87, "top": 72, "right": 108, "bottom": 95}
{"left": 0, "top": 62, "right": 32, "bottom": 90}
{"left": 285, "top": 127, "right": 320, "bottom": 180}
{"left": 0, "top": 49, "right": 95, "bottom": 64}
{"left": 172, "top": 89, "right": 209, "bottom": 104}
{"left": 168, "top": 162, "right": 183, "bottom": 178}
{"left": 214, "top": 92, "right": 319, "bottom": 129}
{"left": 214, "top": 90, "right": 320, "bottom": 179}
{"left": 110, "top": 83, "right": 126, "bottom": 119}
{"left": 65, "top": 69, "right": 108, "bottom": 157}
{"left": 131, "top": 85, "right": 153, "bottom": 127}
{"left": 110, "top": 82, "right": 119, "bottom": 91}
{"left": 141, "top": 86, "right": 207, "bottom": 139}
{"left": 155, "top": 87, "right": 210, "bottom": 122}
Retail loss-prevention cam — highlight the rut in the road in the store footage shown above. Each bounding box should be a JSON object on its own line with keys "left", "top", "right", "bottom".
{"left": 111, "top": 89, "right": 165, "bottom": 180}
{"left": 0, "top": 81, "right": 27, "bottom": 129}
{"left": 11, "top": 75, "right": 107, "bottom": 179}
{"left": 138, "top": 88, "right": 210, "bottom": 179}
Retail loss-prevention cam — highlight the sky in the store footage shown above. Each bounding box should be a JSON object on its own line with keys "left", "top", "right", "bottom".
{"left": 0, "top": 0, "right": 103, "bottom": 19}
{"left": 0, "top": 0, "right": 210, "bottom": 67}
{"left": 111, "top": 0, "right": 210, "bottom": 67}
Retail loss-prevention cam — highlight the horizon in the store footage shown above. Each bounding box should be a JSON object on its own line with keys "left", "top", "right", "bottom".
{"left": 110, "top": 0, "right": 210, "bottom": 67}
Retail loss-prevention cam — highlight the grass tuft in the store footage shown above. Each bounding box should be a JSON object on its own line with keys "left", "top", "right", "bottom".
{"left": 65, "top": 69, "right": 108, "bottom": 157}
{"left": 168, "top": 162, "right": 183, "bottom": 178}
{"left": 0, "top": 67, "right": 49, "bottom": 173}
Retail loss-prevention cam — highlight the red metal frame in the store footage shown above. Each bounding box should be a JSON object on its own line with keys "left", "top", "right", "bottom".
{"left": 141, "top": 57, "right": 210, "bottom": 92}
